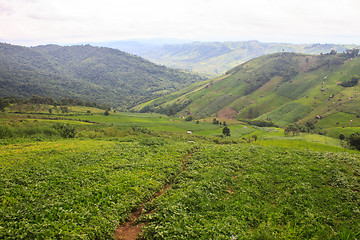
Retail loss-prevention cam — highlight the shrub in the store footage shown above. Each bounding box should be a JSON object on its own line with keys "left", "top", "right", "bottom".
{"left": 139, "top": 137, "right": 166, "bottom": 146}
{"left": 339, "top": 76, "right": 359, "bottom": 87}
{"left": 53, "top": 123, "right": 76, "bottom": 138}
{"left": 0, "top": 125, "right": 13, "bottom": 138}
{"left": 347, "top": 133, "right": 360, "bottom": 150}
{"left": 339, "top": 133, "right": 345, "bottom": 141}
{"left": 241, "top": 119, "right": 276, "bottom": 127}
{"left": 222, "top": 126, "right": 230, "bottom": 136}
{"left": 185, "top": 115, "right": 193, "bottom": 121}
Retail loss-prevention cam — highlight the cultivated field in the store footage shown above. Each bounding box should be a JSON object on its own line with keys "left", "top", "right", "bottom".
{"left": 0, "top": 107, "right": 359, "bottom": 239}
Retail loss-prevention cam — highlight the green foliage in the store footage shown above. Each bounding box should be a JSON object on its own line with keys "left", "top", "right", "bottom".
{"left": 212, "top": 118, "right": 220, "bottom": 125}
{"left": 241, "top": 119, "right": 276, "bottom": 127}
{"left": 0, "top": 122, "right": 59, "bottom": 140}
{"left": 0, "top": 43, "right": 205, "bottom": 108}
{"left": 136, "top": 52, "right": 360, "bottom": 130}
{"left": 141, "top": 144, "right": 360, "bottom": 239}
{"left": 0, "top": 109, "right": 359, "bottom": 239}
{"left": 0, "top": 139, "right": 193, "bottom": 239}
{"left": 347, "top": 132, "right": 360, "bottom": 150}
{"left": 0, "top": 98, "right": 9, "bottom": 112}
{"left": 139, "top": 137, "right": 166, "bottom": 146}
{"left": 339, "top": 75, "right": 359, "bottom": 87}
{"left": 53, "top": 123, "right": 76, "bottom": 138}
{"left": 339, "top": 133, "right": 346, "bottom": 141}
{"left": 222, "top": 126, "right": 230, "bottom": 136}
{"left": 284, "top": 124, "right": 301, "bottom": 136}
{"left": 0, "top": 125, "right": 13, "bottom": 138}
{"left": 185, "top": 115, "right": 193, "bottom": 121}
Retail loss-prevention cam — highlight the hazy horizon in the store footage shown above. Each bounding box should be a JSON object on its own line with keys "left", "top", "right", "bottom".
{"left": 1, "top": 0, "right": 360, "bottom": 46}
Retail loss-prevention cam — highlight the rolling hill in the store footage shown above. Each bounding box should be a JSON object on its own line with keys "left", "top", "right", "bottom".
{"left": 0, "top": 43, "right": 205, "bottom": 108}
{"left": 133, "top": 40, "right": 359, "bottom": 76}
{"left": 134, "top": 50, "right": 360, "bottom": 135}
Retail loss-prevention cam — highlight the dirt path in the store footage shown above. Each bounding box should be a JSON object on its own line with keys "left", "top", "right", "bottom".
{"left": 114, "top": 153, "right": 191, "bottom": 240}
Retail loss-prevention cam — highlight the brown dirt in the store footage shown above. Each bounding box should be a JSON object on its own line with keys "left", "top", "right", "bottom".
{"left": 114, "top": 153, "right": 191, "bottom": 240}
{"left": 217, "top": 107, "right": 238, "bottom": 119}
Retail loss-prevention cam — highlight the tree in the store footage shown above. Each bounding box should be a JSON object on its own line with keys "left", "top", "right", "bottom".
{"left": 346, "top": 48, "right": 359, "bottom": 58}
{"left": 347, "top": 133, "right": 360, "bottom": 150}
{"left": 53, "top": 124, "right": 76, "bottom": 138}
{"left": 213, "top": 118, "right": 219, "bottom": 125}
{"left": 339, "top": 133, "right": 345, "bottom": 141}
{"left": 185, "top": 115, "right": 193, "bottom": 121}
{"left": 104, "top": 110, "right": 110, "bottom": 116}
{"left": 222, "top": 126, "right": 230, "bottom": 137}
{"left": 284, "top": 124, "right": 300, "bottom": 136}
{"left": 61, "top": 106, "right": 69, "bottom": 113}
{"left": 0, "top": 98, "right": 8, "bottom": 112}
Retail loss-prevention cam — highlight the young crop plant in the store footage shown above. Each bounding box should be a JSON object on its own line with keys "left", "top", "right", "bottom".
{"left": 140, "top": 144, "right": 360, "bottom": 239}
{"left": 0, "top": 138, "right": 194, "bottom": 239}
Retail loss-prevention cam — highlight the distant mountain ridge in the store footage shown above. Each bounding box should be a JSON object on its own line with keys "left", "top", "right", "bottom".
{"left": 110, "top": 40, "right": 359, "bottom": 76}
{"left": 0, "top": 43, "right": 205, "bottom": 108}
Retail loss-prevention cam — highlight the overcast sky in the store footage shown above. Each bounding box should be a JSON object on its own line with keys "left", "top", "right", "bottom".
{"left": 1, "top": 0, "right": 360, "bottom": 46}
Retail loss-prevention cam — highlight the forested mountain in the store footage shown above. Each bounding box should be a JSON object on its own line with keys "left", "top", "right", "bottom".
{"left": 0, "top": 43, "right": 205, "bottom": 108}
{"left": 131, "top": 40, "right": 359, "bottom": 76}
{"left": 135, "top": 50, "right": 360, "bottom": 131}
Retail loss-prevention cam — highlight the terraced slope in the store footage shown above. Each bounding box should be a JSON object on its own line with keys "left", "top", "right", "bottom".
{"left": 135, "top": 52, "right": 360, "bottom": 131}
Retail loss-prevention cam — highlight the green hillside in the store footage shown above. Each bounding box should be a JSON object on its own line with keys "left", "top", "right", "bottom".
{"left": 135, "top": 51, "right": 360, "bottom": 135}
{"left": 137, "top": 41, "right": 359, "bottom": 76}
{"left": 0, "top": 43, "right": 205, "bottom": 109}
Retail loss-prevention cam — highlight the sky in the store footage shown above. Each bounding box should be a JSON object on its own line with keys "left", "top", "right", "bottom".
{"left": 1, "top": 0, "right": 360, "bottom": 46}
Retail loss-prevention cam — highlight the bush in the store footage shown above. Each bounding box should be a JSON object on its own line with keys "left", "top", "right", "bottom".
{"left": 339, "top": 76, "right": 359, "bottom": 87}
{"left": 53, "top": 123, "right": 76, "bottom": 138}
{"left": 240, "top": 119, "right": 276, "bottom": 127}
{"left": 185, "top": 115, "right": 193, "bottom": 121}
{"left": 347, "top": 133, "right": 360, "bottom": 150}
{"left": 0, "top": 125, "right": 14, "bottom": 138}
{"left": 139, "top": 137, "right": 166, "bottom": 146}
{"left": 339, "top": 133, "right": 345, "bottom": 141}
{"left": 222, "top": 126, "right": 230, "bottom": 136}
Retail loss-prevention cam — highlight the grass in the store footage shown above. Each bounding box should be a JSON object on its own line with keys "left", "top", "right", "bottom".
{"left": 0, "top": 106, "right": 359, "bottom": 239}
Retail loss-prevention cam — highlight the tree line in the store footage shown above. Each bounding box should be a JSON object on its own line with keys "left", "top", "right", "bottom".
{"left": 0, "top": 95, "right": 110, "bottom": 112}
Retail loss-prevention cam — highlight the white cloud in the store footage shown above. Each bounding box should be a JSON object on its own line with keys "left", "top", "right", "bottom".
{"left": 1, "top": 0, "right": 360, "bottom": 45}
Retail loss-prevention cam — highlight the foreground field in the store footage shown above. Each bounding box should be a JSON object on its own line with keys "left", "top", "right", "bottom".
{"left": 0, "top": 109, "right": 360, "bottom": 239}
{"left": 0, "top": 138, "right": 193, "bottom": 239}
{"left": 141, "top": 145, "right": 360, "bottom": 239}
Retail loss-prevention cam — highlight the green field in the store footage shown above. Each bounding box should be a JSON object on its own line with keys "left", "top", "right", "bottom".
{"left": 141, "top": 144, "right": 360, "bottom": 239}
{"left": 1, "top": 107, "right": 360, "bottom": 239}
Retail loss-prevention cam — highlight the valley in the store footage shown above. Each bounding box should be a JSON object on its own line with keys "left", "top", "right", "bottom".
{"left": 0, "top": 42, "right": 360, "bottom": 239}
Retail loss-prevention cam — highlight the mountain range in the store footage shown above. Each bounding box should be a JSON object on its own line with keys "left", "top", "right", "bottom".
{"left": 101, "top": 40, "right": 359, "bottom": 76}
{"left": 0, "top": 43, "right": 205, "bottom": 108}
{"left": 1, "top": 41, "right": 359, "bottom": 135}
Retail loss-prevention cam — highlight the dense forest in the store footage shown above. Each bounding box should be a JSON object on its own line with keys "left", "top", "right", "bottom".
{"left": 0, "top": 43, "right": 205, "bottom": 109}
